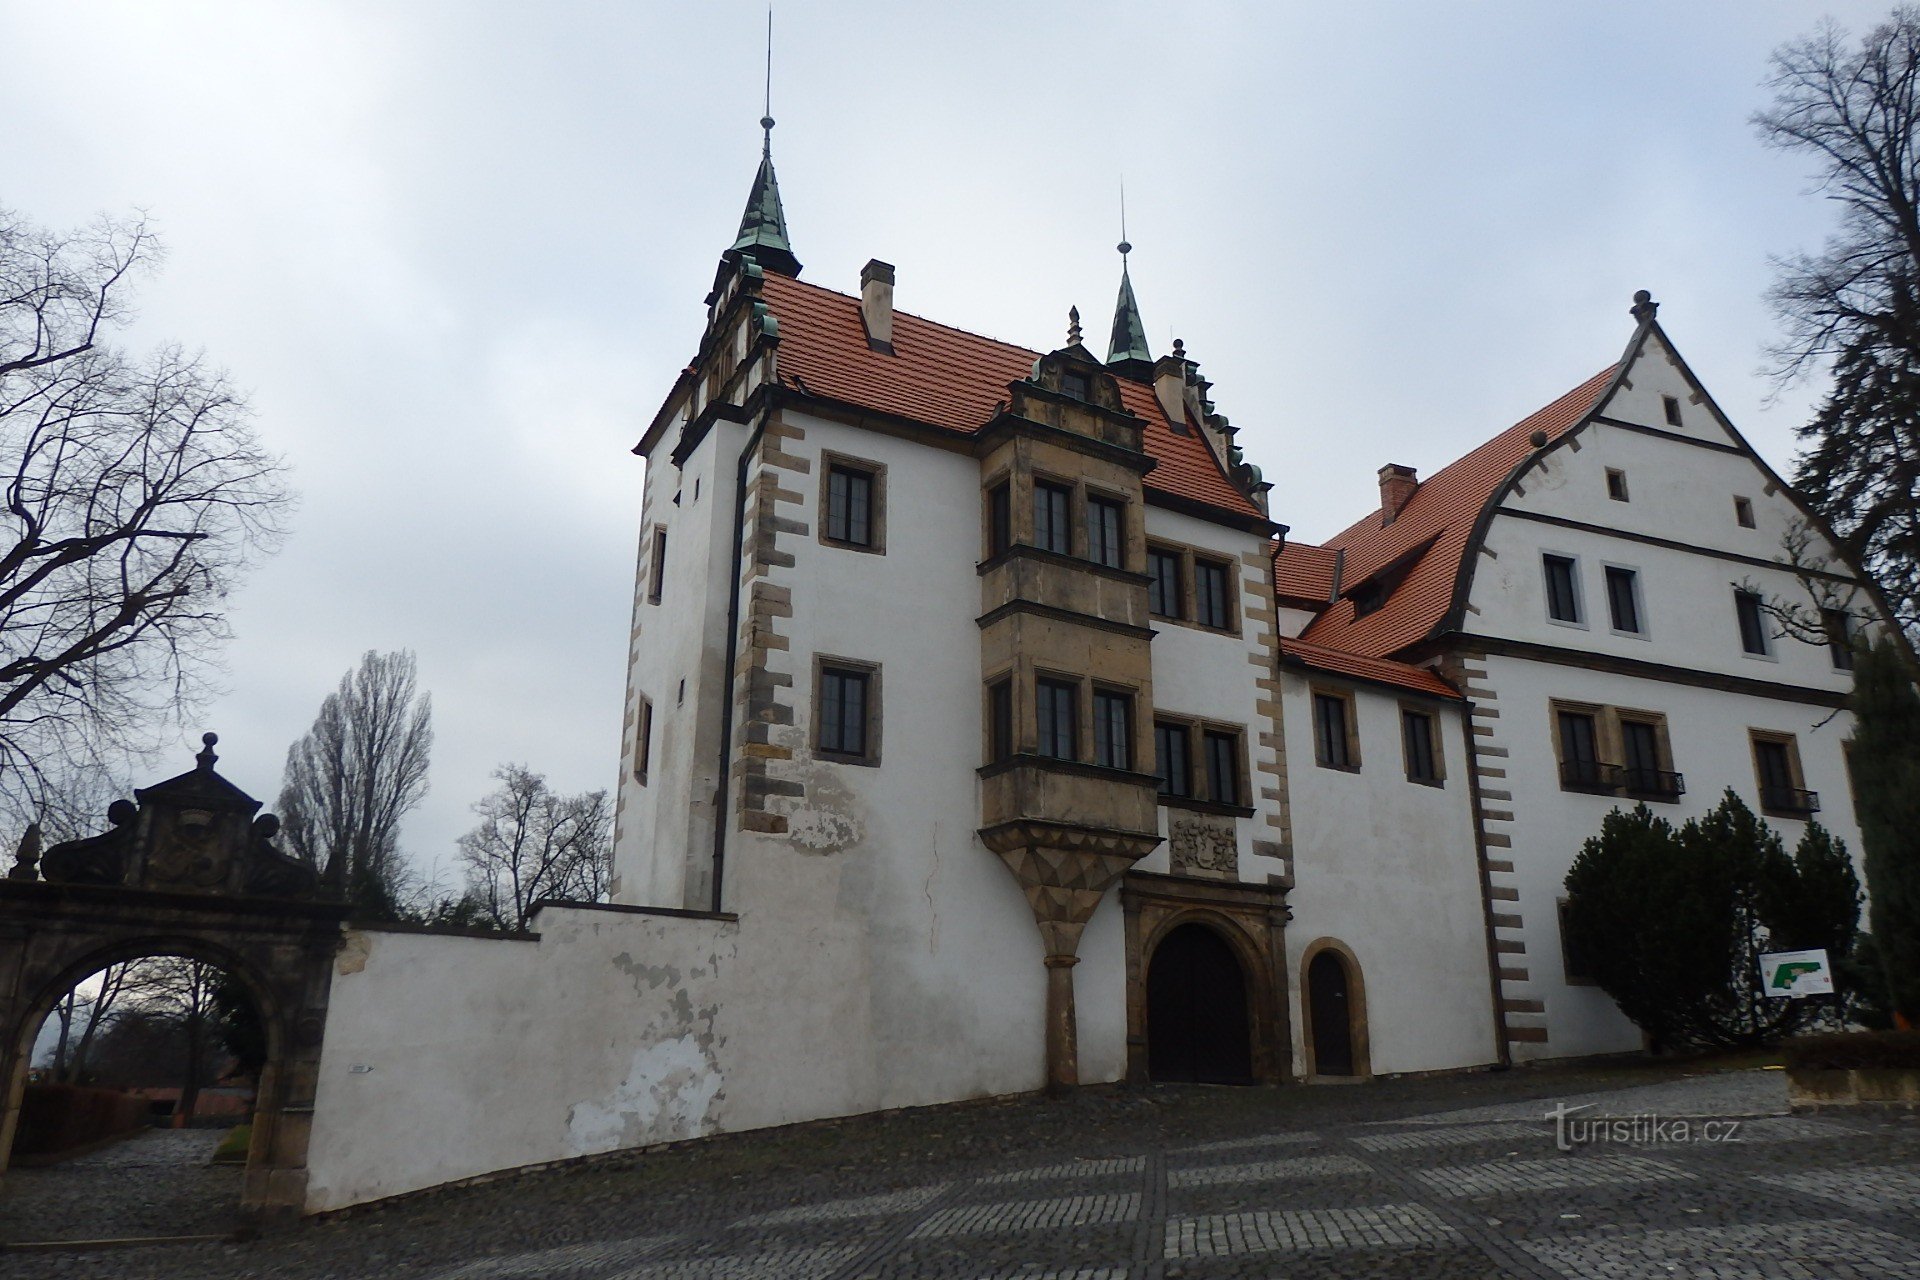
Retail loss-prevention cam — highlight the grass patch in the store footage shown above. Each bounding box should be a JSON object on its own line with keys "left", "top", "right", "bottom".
{"left": 210, "top": 1123, "right": 251, "bottom": 1165}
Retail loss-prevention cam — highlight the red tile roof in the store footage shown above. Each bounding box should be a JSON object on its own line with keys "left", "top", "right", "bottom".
{"left": 1274, "top": 540, "right": 1339, "bottom": 608}
{"left": 757, "top": 272, "right": 1264, "bottom": 521}
{"left": 1279, "top": 636, "right": 1461, "bottom": 700}
{"left": 1298, "top": 366, "right": 1618, "bottom": 658}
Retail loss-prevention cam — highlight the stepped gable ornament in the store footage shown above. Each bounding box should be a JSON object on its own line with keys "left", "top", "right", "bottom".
{"left": 33, "top": 733, "right": 321, "bottom": 899}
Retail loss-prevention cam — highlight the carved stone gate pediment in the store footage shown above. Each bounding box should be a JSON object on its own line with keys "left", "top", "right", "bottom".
{"left": 0, "top": 735, "right": 348, "bottom": 1217}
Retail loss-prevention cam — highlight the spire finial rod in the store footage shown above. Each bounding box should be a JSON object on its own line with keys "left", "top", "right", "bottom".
{"left": 760, "top": 8, "right": 775, "bottom": 150}
{"left": 1117, "top": 178, "right": 1130, "bottom": 258}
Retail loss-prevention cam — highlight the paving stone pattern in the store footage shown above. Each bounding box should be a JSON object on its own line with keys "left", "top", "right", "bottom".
{"left": 4, "top": 1066, "right": 1918, "bottom": 1279}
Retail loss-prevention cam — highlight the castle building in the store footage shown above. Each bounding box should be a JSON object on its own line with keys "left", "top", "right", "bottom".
{"left": 287, "top": 125, "right": 1888, "bottom": 1212}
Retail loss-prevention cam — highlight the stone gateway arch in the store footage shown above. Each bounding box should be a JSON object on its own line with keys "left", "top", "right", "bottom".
{"left": 0, "top": 736, "right": 348, "bottom": 1216}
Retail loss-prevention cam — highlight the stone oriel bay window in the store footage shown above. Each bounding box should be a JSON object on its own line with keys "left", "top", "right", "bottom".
{"left": 814, "top": 656, "right": 881, "bottom": 766}
{"left": 818, "top": 451, "right": 886, "bottom": 554}
{"left": 1310, "top": 687, "right": 1361, "bottom": 773}
{"left": 980, "top": 669, "right": 1152, "bottom": 779}
{"left": 1154, "top": 713, "right": 1252, "bottom": 814}
{"left": 978, "top": 469, "right": 1139, "bottom": 574}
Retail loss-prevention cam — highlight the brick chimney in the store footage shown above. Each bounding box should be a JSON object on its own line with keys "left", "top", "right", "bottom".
{"left": 860, "top": 259, "right": 895, "bottom": 353}
{"left": 1378, "top": 463, "right": 1418, "bottom": 524}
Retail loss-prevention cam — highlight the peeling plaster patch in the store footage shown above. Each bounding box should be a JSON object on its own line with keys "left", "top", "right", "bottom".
{"left": 612, "top": 952, "right": 682, "bottom": 999}
{"left": 786, "top": 768, "right": 865, "bottom": 854}
{"left": 565, "top": 1035, "right": 723, "bottom": 1156}
{"left": 335, "top": 931, "right": 372, "bottom": 976}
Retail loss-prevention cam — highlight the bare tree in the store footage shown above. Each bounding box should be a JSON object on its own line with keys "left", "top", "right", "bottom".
{"left": 40, "top": 962, "right": 138, "bottom": 1084}
{"left": 0, "top": 207, "right": 292, "bottom": 829}
{"left": 277, "top": 650, "right": 433, "bottom": 918}
{"left": 1757, "top": 13, "right": 1920, "bottom": 636}
{"left": 456, "top": 764, "right": 612, "bottom": 931}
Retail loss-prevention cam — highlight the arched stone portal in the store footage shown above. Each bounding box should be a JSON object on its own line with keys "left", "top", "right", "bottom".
{"left": 0, "top": 736, "right": 347, "bottom": 1217}
{"left": 1122, "top": 870, "right": 1290, "bottom": 1085}
{"left": 1146, "top": 923, "right": 1252, "bottom": 1083}
{"left": 1300, "top": 938, "right": 1369, "bottom": 1079}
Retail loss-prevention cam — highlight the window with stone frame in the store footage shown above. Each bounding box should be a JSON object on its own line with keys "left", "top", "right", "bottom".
{"left": 633, "top": 697, "right": 653, "bottom": 784}
{"left": 1823, "top": 607, "right": 1856, "bottom": 671}
{"left": 1542, "top": 553, "right": 1582, "bottom": 624}
{"left": 985, "top": 479, "right": 1012, "bottom": 558}
{"left": 1202, "top": 728, "right": 1242, "bottom": 805}
{"left": 647, "top": 527, "right": 667, "bottom": 605}
{"left": 1035, "top": 676, "right": 1078, "bottom": 760}
{"left": 986, "top": 677, "right": 1013, "bottom": 765}
{"left": 1194, "top": 558, "right": 1234, "bottom": 631}
{"left": 816, "top": 659, "right": 881, "bottom": 766}
{"left": 1154, "top": 720, "right": 1191, "bottom": 797}
{"left": 1735, "top": 588, "right": 1772, "bottom": 656}
{"left": 1093, "top": 687, "right": 1133, "bottom": 770}
{"left": 1400, "top": 706, "right": 1441, "bottom": 786}
{"left": 1086, "top": 494, "right": 1126, "bottom": 570}
{"left": 1604, "top": 564, "right": 1644, "bottom": 636}
{"left": 1147, "top": 545, "right": 1182, "bottom": 619}
{"left": 821, "top": 454, "right": 884, "bottom": 552}
{"left": 1033, "top": 480, "right": 1074, "bottom": 555}
{"left": 1312, "top": 689, "right": 1360, "bottom": 771}
{"left": 1752, "top": 731, "right": 1818, "bottom": 817}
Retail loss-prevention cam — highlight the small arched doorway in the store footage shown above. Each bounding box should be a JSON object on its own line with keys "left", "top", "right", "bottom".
{"left": 1307, "top": 950, "right": 1355, "bottom": 1075}
{"left": 1146, "top": 923, "right": 1253, "bottom": 1084}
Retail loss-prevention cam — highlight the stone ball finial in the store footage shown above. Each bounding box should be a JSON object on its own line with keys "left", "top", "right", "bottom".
{"left": 196, "top": 731, "right": 219, "bottom": 771}
{"left": 253, "top": 814, "right": 282, "bottom": 840}
{"left": 1629, "top": 289, "right": 1659, "bottom": 322}
{"left": 1173, "top": 337, "right": 1186, "bottom": 359}
{"left": 1528, "top": 430, "right": 1549, "bottom": 448}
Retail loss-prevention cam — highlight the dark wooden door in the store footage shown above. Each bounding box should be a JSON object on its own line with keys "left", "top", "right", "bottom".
{"left": 1146, "top": 924, "right": 1253, "bottom": 1084}
{"left": 1308, "top": 950, "right": 1355, "bottom": 1076}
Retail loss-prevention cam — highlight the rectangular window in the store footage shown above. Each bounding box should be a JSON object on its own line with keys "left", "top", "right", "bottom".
{"left": 1035, "top": 677, "right": 1078, "bottom": 760}
{"left": 1060, "top": 369, "right": 1090, "bottom": 402}
{"left": 1605, "top": 468, "right": 1629, "bottom": 502}
{"left": 1203, "top": 729, "right": 1241, "bottom": 805}
{"left": 1556, "top": 708, "right": 1610, "bottom": 791}
{"left": 987, "top": 481, "right": 1011, "bottom": 558}
{"left": 818, "top": 665, "right": 874, "bottom": 761}
{"left": 1605, "top": 566, "right": 1642, "bottom": 635}
{"left": 1086, "top": 496, "right": 1125, "bottom": 569}
{"left": 647, "top": 528, "right": 667, "bottom": 605}
{"left": 1662, "top": 394, "right": 1683, "bottom": 428}
{"left": 1313, "top": 692, "right": 1356, "bottom": 770}
{"left": 1148, "top": 547, "right": 1183, "bottom": 618}
{"left": 1735, "top": 589, "right": 1771, "bottom": 656}
{"left": 1619, "top": 717, "right": 1679, "bottom": 801}
{"left": 825, "top": 463, "right": 874, "bottom": 547}
{"left": 1734, "top": 495, "right": 1756, "bottom": 528}
{"left": 1093, "top": 689, "right": 1132, "bottom": 770}
{"left": 1543, "top": 554, "right": 1581, "bottom": 623}
{"left": 1194, "top": 559, "right": 1233, "bottom": 630}
{"left": 1401, "top": 708, "right": 1440, "bottom": 785}
{"left": 1155, "top": 721, "right": 1191, "bottom": 797}
{"left": 1034, "top": 481, "right": 1073, "bottom": 555}
{"left": 987, "top": 679, "right": 1013, "bottom": 764}
{"left": 633, "top": 698, "right": 653, "bottom": 784}
{"left": 1753, "top": 733, "right": 1819, "bottom": 816}
{"left": 1824, "top": 608, "right": 1855, "bottom": 671}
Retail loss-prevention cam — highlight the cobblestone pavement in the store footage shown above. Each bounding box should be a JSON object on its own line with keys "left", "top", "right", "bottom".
{"left": 0, "top": 1129, "right": 239, "bottom": 1244}
{"left": 5, "top": 1062, "right": 1918, "bottom": 1279}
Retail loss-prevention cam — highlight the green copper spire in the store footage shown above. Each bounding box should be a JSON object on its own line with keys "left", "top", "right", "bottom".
{"left": 730, "top": 117, "right": 801, "bottom": 277}
{"left": 1106, "top": 239, "right": 1152, "bottom": 371}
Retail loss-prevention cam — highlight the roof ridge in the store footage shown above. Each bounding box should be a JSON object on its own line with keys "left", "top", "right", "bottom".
{"left": 771, "top": 272, "right": 1049, "bottom": 363}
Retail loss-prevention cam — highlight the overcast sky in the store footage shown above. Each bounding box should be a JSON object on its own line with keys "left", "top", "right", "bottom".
{"left": 2, "top": 1, "right": 1891, "bottom": 893}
